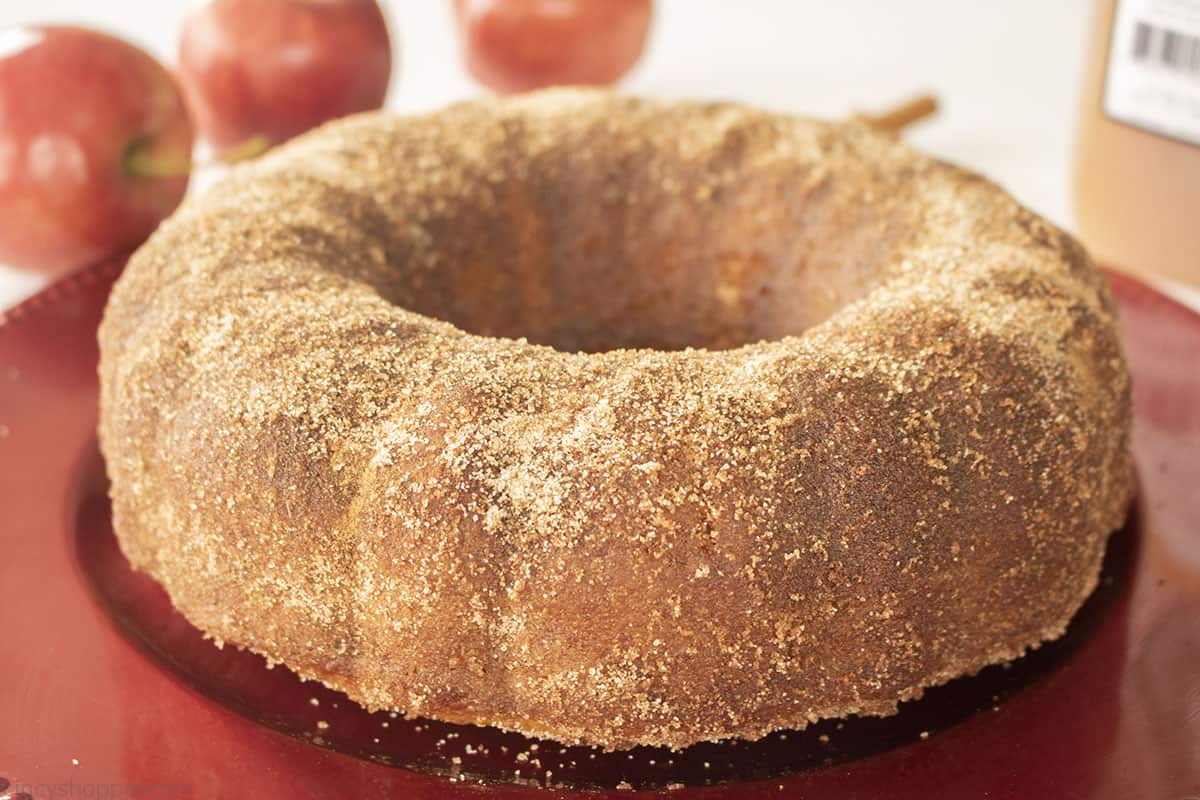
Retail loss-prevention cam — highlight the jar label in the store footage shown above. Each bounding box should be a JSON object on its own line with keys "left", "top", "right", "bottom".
{"left": 1104, "top": 0, "right": 1200, "bottom": 146}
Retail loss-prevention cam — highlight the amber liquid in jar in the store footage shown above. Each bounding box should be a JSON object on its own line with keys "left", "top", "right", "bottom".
{"left": 1074, "top": 0, "right": 1200, "bottom": 289}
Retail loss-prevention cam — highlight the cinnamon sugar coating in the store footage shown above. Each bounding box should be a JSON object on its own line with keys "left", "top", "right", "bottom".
{"left": 97, "top": 90, "right": 1134, "bottom": 750}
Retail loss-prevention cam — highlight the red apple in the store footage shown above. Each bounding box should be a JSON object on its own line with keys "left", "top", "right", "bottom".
{"left": 178, "top": 0, "right": 394, "bottom": 149}
{"left": 455, "top": 0, "right": 653, "bottom": 94}
{"left": 0, "top": 26, "right": 193, "bottom": 275}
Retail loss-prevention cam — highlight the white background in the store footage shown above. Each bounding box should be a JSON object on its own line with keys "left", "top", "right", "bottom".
{"left": 0, "top": 0, "right": 1102, "bottom": 309}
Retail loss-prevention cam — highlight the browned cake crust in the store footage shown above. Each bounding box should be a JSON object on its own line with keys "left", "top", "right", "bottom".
{"left": 97, "top": 90, "right": 1134, "bottom": 750}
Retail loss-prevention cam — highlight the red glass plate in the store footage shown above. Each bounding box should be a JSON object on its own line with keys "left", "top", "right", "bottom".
{"left": 1, "top": 261, "right": 1197, "bottom": 799}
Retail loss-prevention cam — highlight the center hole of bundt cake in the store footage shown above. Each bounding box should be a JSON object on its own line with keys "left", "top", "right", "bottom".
{"left": 369, "top": 125, "right": 906, "bottom": 353}
{"left": 384, "top": 210, "right": 892, "bottom": 354}
{"left": 398, "top": 240, "right": 889, "bottom": 353}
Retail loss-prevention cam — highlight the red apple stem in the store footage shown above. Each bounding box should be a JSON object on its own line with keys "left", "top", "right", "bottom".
{"left": 853, "top": 94, "right": 939, "bottom": 135}
{"left": 213, "top": 135, "right": 271, "bottom": 165}
{"left": 124, "top": 135, "right": 271, "bottom": 179}
{"left": 123, "top": 138, "right": 192, "bottom": 179}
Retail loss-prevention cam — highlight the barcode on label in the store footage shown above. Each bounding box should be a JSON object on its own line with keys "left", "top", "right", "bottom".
{"left": 1131, "top": 20, "right": 1200, "bottom": 77}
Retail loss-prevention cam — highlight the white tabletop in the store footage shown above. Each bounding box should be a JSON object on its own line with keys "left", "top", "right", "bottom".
{"left": 0, "top": 0, "right": 1155, "bottom": 311}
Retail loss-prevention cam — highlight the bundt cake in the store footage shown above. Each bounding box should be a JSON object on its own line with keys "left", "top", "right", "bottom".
{"left": 97, "top": 90, "right": 1134, "bottom": 750}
